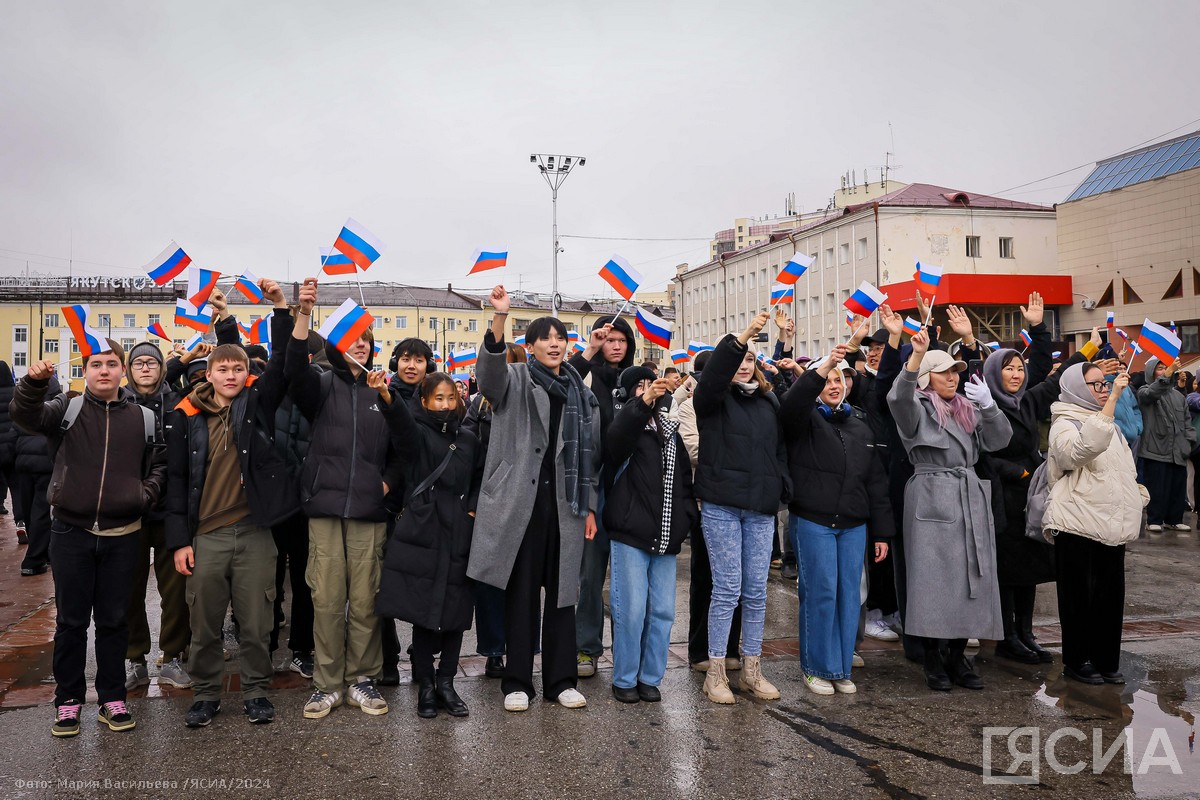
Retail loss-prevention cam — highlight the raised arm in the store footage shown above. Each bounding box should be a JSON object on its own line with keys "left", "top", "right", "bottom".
{"left": 476, "top": 285, "right": 513, "bottom": 409}
{"left": 886, "top": 328, "right": 929, "bottom": 439}
{"left": 10, "top": 361, "right": 70, "bottom": 437}
{"left": 285, "top": 278, "right": 323, "bottom": 420}
{"left": 249, "top": 279, "right": 293, "bottom": 416}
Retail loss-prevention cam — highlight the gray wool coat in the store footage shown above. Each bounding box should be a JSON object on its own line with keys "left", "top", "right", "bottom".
{"left": 887, "top": 369, "right": 1012, "bottom": 640}
{"left": 466, "top": 334, "right": 601, "bottom": 608}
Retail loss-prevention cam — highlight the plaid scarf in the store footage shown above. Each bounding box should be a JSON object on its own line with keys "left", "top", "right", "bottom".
{"left": 655, "top": 412, "right": 681, "bottom": 554}
{"left": 529, "top": 360, "right": 594, "bottom": 518}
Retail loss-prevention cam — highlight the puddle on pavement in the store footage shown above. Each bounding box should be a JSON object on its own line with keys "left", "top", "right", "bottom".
{"left": 1035, "top": 664, "right": 1197, "bottom": 798}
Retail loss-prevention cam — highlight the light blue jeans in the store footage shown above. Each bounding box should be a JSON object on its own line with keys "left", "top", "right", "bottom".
{"left": 608, "top": 540, "right": 677, "bottom": 689}
{"left": 792, "top": 516, "right": 866, "bottom": 680}
{"left": 701, "top": 503, "right": 774, "bottom": 659}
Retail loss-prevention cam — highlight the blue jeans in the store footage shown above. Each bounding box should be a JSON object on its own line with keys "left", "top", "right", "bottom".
{"left": 701, "top": 503, "right": 774, "bottom": 659}
{"left": 609, "top": 540, "right": 677, "bottom": 689}
{"left": 792, "top": 516, "right": 866, "bottom": 680}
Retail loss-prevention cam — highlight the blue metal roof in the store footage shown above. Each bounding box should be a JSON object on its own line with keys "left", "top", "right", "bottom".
{"left": 1064, "top": 131, "right": 1200, "bottom": 203}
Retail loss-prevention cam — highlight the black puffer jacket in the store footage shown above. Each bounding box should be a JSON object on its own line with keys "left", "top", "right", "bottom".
{"left": 602, "top": 397, "right": 698, "bottom": 555}
{"left": 692, "top": 334, "right": 789, "bottom": 515}
{"left": 13, "top": 374, "right": 60, "bottom": 476}
{"left": 568, "top": 315, "right": 636, "bottom": 434}
{"left": 375, "top": 397, "right": 479, "bottom": 632}
{"left": 779, "top": 368, "right": 893, "bottom": 537}
{"left": 0, "top": 361, "right": 15, "bottom": 468}
{"left": 286, "top": 334, "right": 402, "bottom": 522}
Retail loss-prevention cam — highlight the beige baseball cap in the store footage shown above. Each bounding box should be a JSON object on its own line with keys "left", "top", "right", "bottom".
{"left": 917, "top": 349, "right": 966, "bottom": 389}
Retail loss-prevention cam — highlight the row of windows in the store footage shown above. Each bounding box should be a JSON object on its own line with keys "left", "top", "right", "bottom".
{"left": 38, "top": 313, "right": 165, "bottom": 330}
{"left": 966, "top": 236, "right": 1015, "bottom": 259}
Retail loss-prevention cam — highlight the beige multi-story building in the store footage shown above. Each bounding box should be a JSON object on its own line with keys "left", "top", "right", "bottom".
{"left": 1057, "top": 130, "right": 1200, "bottom": 362}
{"left": 0, "top": 277, "right": 674, "bottom": 389}
{"left": 678, "top": 182, "right": 1065, "bottom": 359}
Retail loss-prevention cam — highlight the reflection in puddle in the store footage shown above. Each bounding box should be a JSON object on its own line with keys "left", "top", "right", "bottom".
{"left": 1035, "top": 669, "right": 1196, "bottom": 798}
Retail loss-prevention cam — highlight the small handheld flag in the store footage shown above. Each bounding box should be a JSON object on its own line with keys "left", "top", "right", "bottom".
{"left": 451, "top": 371, "right": 472, "bottom": 383}
{"left": 450, "top": 348, "right": 478, "bottom": 369}
{"left": 513, "top": 335, "right": 526, "bottom": 346}
{"left": 573, "top": 340, "right": 586, "bottom": 353}
{"left": 247, "top": 314, "right": 273, "bottom": 346}
{"left": 147, "top": 321, "right": 170, "bottom": 340}
{"left": 373, "top": 341, "right": 383, "bottom": 358}
{"left": 1137, "top": 319, "right": 1182, "bottom": 365}
{"left": 902, "top": 317, "right": 922, "bottom": 335}
{"left": 845, "top": 310, "right": 855, "bottom": 328}
{"left": 776, "top": 252, "right": 814, "bottom": 285}
{"left": 175, "top": 300, "right": 214, "bottom": 334}
{"left": 686, "top": 340, "right": 713, "bottom": 357}
{"left": 469, "top": 249, "right": 508, "bottom": 275}
{"left": 186, "top": 266, "right": 220, "bottom": 308}
{"left": 61, "top": 304, "right": 110, "bottom": 358}
{"left": 985, "top": 341, "right": 1001, "bottom": 350}
{"left": 316, "top": 298, "right": 374, "bottom": 354}
{"left": 635, "top": 307, "right": 673, "bottom": 349}
{"left": 235, "top": 270, "right": 264, "bottom": 303}
{"left": 843, "top": 281, "right": 887, "bottom": 318}
{"left": 331, "top": 218, "right": 386, "bottom": 272}
{"left": 1051, "top": 351, "right": 1062, "bottom": 359}
{"left": 183, "top": 332, "right": 205, "bottom": 352}
{"left": 431, "top": 351, "right": 443, "bottom": 365}
{"left": 143, "top": 241, "right": 191, "bottom": 286}
{"left": 1106, "top": 311, "right": 1115, "bottom": 331}
{"left": 599, "top": 255, "right": 644, "bottom": 301}
{"left": 1169, "top": 320, "right": 1177, "bottom": 334}
{"left": 320, "top": 247, "right": 357, "bottom": 275}
{"left": 1019, "top": 329, "right": 1033, "bottom": 347}
{"left": 567, "top": 330, "right": 581, "bottom": 343}
{"left": 770, "top": 283, "right": 795, "bottom": 305}
{"left": 913, "top": 262, "right": 944, "bottom": 296}
{"left": 670, "top": 349, "right": 690, "bottom": 365}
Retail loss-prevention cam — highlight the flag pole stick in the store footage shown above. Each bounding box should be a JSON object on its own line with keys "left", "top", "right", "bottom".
{"left": 610, "top": 297, "right": 632, "bottom": 326}
{"left": 848, "top": 315, "right": 871, "bottom": 342}
{"left": 924, "top": 294, "right": 937, "bottom": 327}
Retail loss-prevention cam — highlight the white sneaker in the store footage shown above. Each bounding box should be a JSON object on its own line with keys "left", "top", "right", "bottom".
{"left": 832, "top": 679, "right": 857, "bottom": 694}
{"left": 803, "top": 673, "right": 835, "bottom": 696}
{"left": 1168, "top": 523, "right": 1192, "bottom": 531}
{"left": 303, "top": 689, "right": 342, "bottom": 719}
{"left": 966, "top": 638, "right": 981, "bottom": 649}
{"left": 1146, "top": 524, "right": 1163, "bottom": 532}
{"left": 346, "top": 678, "right": 389, "bottom": 716}
{"left": 865, "top": 619, "right": 899, "bottom": 641}
{"left": 554, "top": 688, "right": 587, "bottom": 708}
{"left": 851, "top": 652, "right": 865, "bottom": 668}
{"left": 504, "top": 691, "right": 530, "bottom": 712}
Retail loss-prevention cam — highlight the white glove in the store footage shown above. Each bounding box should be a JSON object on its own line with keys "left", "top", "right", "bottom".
{"left": 964, "top": 375, "right": 995, "bottom": 410}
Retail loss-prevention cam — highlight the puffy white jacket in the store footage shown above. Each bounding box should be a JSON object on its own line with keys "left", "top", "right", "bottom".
{"left": 1043, "top": 401, "right": 1148, "bottom": 545}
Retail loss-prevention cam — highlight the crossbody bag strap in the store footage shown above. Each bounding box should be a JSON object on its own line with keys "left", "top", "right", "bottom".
{"left": 410, "top": 444, "right": 457, "bottom": 497}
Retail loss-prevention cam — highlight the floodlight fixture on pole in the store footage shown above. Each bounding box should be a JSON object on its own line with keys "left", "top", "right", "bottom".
{"left": 530, "top": 153, "right": 586, "bottom": 317}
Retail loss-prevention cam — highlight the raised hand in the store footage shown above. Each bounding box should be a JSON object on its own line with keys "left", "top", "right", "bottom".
{"left": 641, "top": 377, "right": 674, "bottom": 406}
{"left": 847, "top": 314, "right": 867, "bottom": 346}
{"left": 27, "top": 359, "right": 55, "bottom": 380}
{"left": 878, "top": 303, "right": 903, "bottom": 337}
{"left": 490, "top": 285, "right": 510, "bottom": 314}
{"left": 909, "top": 328, "right": 930, "bottom": 357}
{"left": 773, "top": 307, "right": 789, "bottom": 330}
{"left": 914, "top": 291, "right": 930, "bottom": 322}
{"left": 261, "top": 278, "right": 286, "bottom": 307}
{"left": 946, "top": 305, "right": 974, "bottom": 341}
{"left": 586, "top": 323, "right": 612, "bottom": 357}
{"left": 739, "top": 310, "right": 771, "bottom": 345}
{"left": 1111, "top": 372, "right": 1130, "bottom": 395}
{"left": 366, "top": 369, "right": 392, "bottom": 404}
{"left": 209, "top": 289, "right": 228, "bottom": 314}
{"left": 1090, "top": 327, "right": 1102, "bottom": 348}
{"left": 298, "top": 278, "right": 318, "bottom": 314}
{"left": 1020, "top": 292, "right": 1044, "bottom": 327}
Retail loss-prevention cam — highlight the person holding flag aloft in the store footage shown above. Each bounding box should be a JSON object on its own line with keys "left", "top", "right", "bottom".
{"left": 692, "top": 310, "right": 789, "bottom": 704}
{"left": 1138, "top": 353, "right": 1194, "bottom": 532}
{"left": 287, "top": 278, "right": 403, "bottom": 720}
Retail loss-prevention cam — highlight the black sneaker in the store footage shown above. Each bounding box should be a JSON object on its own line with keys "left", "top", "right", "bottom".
{"left": 288, "top": 653, "right": 314, "bottom": 680}
{"left": 244, "top": 697, "right": 275, "bottom": 724}
{"left": 97, "top": 701, "right": 136, "bottom": 732}
{"left": 484, "top": 655, "right": 505, "bottom": 679}
{"left": 184, "top": 700, "right": 221, "bottom": 728}
{"left": 52, "top": 701, "right": 83, "bottom": 738}
{"left": 20, "top": 563, "right": 49, "bottom": 577}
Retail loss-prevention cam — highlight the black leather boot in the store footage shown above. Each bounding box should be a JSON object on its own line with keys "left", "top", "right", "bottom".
{"left": 1016, "top": 615, "right": 1053, "bottom": 663}
{"left": 924, "top": 646, "right": 951, "bottom": 691}
{"left": 417, "top": 679, "right": 438, "bottom": 718}
{"left": 994, "top": 634, "right": 1041, "bottom": 664}
{"left": 435, "top": 676, "right": 469, "bottom": 717}
{"left": 946, "top": 645, "right": 984, "bottom": 690}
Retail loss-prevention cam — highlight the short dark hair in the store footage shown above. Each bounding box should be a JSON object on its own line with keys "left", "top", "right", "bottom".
{"left": 390, "top": 337, "right": 434, "bottom": 372}
{"left": 85, "top": 339, "right": 125, "bottom": 368}
{"left": 209, "top": 344, "right": 249, "bottom": 368}
{"left": 641, "top": 361, "right": 658, "bottom": 370}
{"left": 525, "top": 316, "right": 568, "bottom": 344}
{"left": 693, "top": 350, "right": 712, "bottom": 373}
{"left": 420, "top": 372, "right": 465, "bottom": 418}
{"left": 244, "top": 345, "right": 269, "bottom": 362}
{"left": 664, "top": 366, "right": 679, "bottom": 376}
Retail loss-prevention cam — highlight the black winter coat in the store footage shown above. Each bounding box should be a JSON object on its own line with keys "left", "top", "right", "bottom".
{"left": 12, "top": 375, "right": 60, "bottom": 476}
{"left": 0, "top": 361, "right": 16, "bottom": 468}
{"left": 375, "top": 397, "right": 479, "bottom": 633}
{"left": 286, "top": 334, "right": 403, "bottom": 522}
{"left": 692, "top": 335, "right": 789, "bottom": 515}
{"left": 568, "top": 315, "right": 637, "bottom": 435}
{"left": 779, "top": 369, "right": 894, "bottom": 538}
{"left": 602, "top": 398, "right": 698, "bottom": 555}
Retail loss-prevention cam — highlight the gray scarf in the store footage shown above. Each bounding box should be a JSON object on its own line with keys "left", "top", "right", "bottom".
{"left": 529, "top": 359, "right": 594, "bottom": 517}
{"left": 983, "top": 348, "right": 1027, "bottom": 412}
{"left": 1057, "top": 362, "right": 1103, "bottom": 412}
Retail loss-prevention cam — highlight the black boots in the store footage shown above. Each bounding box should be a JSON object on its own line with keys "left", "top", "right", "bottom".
{"left": 435, "top": 676, "right": 469, "bottom": 717}
{"left": 946, "top": 645, "right": 984, "bottom": 690}
{"left": 1016, "top": 615, "right": 1054, "bottom": 663}
{"left": 924, "top": 647, "right": 951, "bottom": 691}
{"left": 417, "top": 679, "right": 438, "bottom": 718}
{"left": 995, "top": 634, "right": 1042, "bottom": 664}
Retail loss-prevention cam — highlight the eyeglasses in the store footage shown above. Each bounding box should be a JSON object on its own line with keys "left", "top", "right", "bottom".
{"left": 131, "top": 359, "right": 160, "bottom": 370}
{"left": 1085, "top": 381, "right": 1110, "bottom": 392}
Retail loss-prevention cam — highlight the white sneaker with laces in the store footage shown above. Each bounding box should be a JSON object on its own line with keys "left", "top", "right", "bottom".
{"left": 833, "top": 679, "right": 857, "bottom": 694}
{"left": 864, "top": 619, "right": 899, "bottom": 642}
{"left": 851, "top": 652, "right": 865, "bottom": 668}
{"left": 504, "top": 691, "right": 530, "bottom": 712}
{"left": 554, "top": 688, "right": 587, "bottom": 708}
{"left": 303, "top": 689, "right": 342, "bottom": 719}
{"left": 346, "top": 677, "right": 389, "bottom": 715}
{"left": 803, "top": 673, "right": 835, "bottom": 696}
{"left": 1146, "top": 524, "right": 1163, "bottom": 532}
{"left": 1168, "top": 523, "right": 1192, "bottom": 531}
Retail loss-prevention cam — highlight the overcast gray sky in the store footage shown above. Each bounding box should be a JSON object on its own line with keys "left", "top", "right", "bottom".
{"left": 2, "top": 0, "right": 1198, "bottom": 301}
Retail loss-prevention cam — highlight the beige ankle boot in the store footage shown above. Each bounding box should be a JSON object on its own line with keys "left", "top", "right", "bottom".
{"left": 738, "top": 656, "right": 780, "bottom": 700}
{"left": 703, "top": 659, "right": 736, "bottom": 704}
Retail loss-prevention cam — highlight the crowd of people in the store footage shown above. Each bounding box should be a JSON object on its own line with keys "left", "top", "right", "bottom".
{"left": 1, "top": 277, "right": 1197, "bottom": 739}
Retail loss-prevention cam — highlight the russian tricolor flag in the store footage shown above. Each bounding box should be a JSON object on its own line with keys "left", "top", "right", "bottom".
{"left": 450, "top": 347, "right": 478, "bottom": 368}
{"left": 432, "top": 351, "right": 443, "bottom": 364}
{"left": 175, "top": 300, "right": 213, "bottom": 334}
{"left": 913, "top": 262, "right": 944, "bottom": 296}
{"left": 776, "top": 252, "right": 813, "bottom": 285}
{"left": 985, "top": 341, "right": 1001, "bottom": 350}
{"left": 573, "top": 340, "right": 586, "bottom": 353}
{"left": 845, "top": 310, "right": 855, "bottom": 327}
{"left": 513, "top": 335, "right": 526, "bottom": 346}
{"left": 686, "top": 340, "right": 713, "bottom": 357}
{"left": 373, "top": 341, "right": 383, "bottom": 358}
{"left": 1137, "top": 319, "right": 1182, "bottom": 365}
{"left": 235, "top": 270, "right": 264, "bottom": 303}
{"left": 320, "top": 247, "right": 357, "bottom": 276}
{"left": 248, "top": 314, "right": 272, "bottom": 346}
{"left": 61, "top": 304, "right": 110, "bottom": 358}
{"left": 670, "top": 349, "right": 689, "bottom": 365}
{"left": 317, "top": 298, "right": 375, "bottom": 354}
{"left": 843, "top": 281, "right": 887, "bottom": 318}
{"left": 599, "top": 255, "right": 644, "bottom": 301}
{"left": 1052, "top": 351, "right": 1062, "bottom": 359}
{"left": 469, "top": 249, "right": 508, "bottom": 275}
{"left": 451, "top": 371, "right": 472, "bottom": 383}
{"left": 183, "top": 332, "right": 205, "bottom": 352}
{"left": 147, "top": 321, "right": 170, "bottom": 340}
{"left": 635, "top": 307, "right": 673, "bottom": 349}
{"left": 186, "top": 266, "right": 220, "bottom": 308}
{"left": 331, "top": 218, "right": 386, "bottom": 272}
{"left": 902, "top": 317, "right": 922, "bottom": 335}
{"left": 1106, "top": 311, "right": 1115, "bottom": 331}
{"left": 143, "top": 241, "right": 192, "bottom": 286}
{"left": 1019, "top": 329, "right": 1033, "bottom": 347}
{"left": 770, "top": 283, "right": 795, "bottom": 304}
{"left": 567, "top": 330, "right": 581, "bottom": 343}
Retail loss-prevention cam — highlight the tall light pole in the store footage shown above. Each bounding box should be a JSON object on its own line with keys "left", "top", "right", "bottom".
{"left": 530, "top": 153, "right": 585, "bottom": 318}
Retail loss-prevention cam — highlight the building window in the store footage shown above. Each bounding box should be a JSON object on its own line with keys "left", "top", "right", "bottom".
{"left": 739, "top": 313, "right": 746, "bottom": 329}
{"left": 372, "top": 318, "right": 382, "bottom": 329}
{"left": 856, "top": 238, "right": 868, "bottom": 260}
{"left": 737, "top": 236, "right": 743, "bottom": 243}
{"left": 839, "top": 243, "right": 850, "bottom": 265}
{"left": 841, "top": 289, "right": 851, "bottom": 303}
{"left": 701, "top": 321, "right": 709, "bottom": 337}
{"left": 826, "top": 293, "right": 836, "bottom": 315}
{"left": 14, "top": 326, "right": 27, "bottom": 343}
{"left": 121, "top": 338, "right": 135, "bottom": 352}
{"left": 760, "top": 268, "right": 767, "bottom": 287}
{"left": 825, "top": 248, "right": 834, "bottom": 268}
{"left": 999, "top": 237, "right": 1014, "bottom": 258}
{"left": 429, "top": 318, "right": 439, "bottom": 331}
{"left": 13, "top": 352, "right": 27, "bottom": 367}
{"left": 738, "top": 276, "right": 745, "bottom": 292}
{"left": 148, "top": 314, "right": 160, "bottom": 326}
{"left": 447, "top": 319, "right": 457, "bottom": 331}
{"left": 700, "top": 287, "right": 708, "bottom": 302}
{"left": 728, "top": 280, "right": 735, "bottom": 295}
{"left": 45, "top": 313, "right": 59, "bottom": 328}
{"left": 795, "top": 298, "right": 807, "bottom": 318}
{"left": 966, "top": 236, "right": 981, "bottom": 258}
{"left": 45, "top": 340, "right": 59, "bottom": 353}
{"left": 685, "top": 290, "right": 691, "bottom": 304}
{"left": 71, "top": 365, "right": 83, "bottom": 379}
{"left": 396, "top": 317, "right": 408, "bottom": 329}
{"left": 738, "top": 225, "right": 743, "bottom": 232}
{"left": 71, "top": 340, "right": 79, "bottom": 353}
{"left": 97, "top": 314, "right": 111, "bottom": 328}
{"left": 811, "top": 296, "right": 820, "bottom": 315}
{"left": 1181, "top": 324, "right": 1198, "bottom": 354}
{"left": 124, "top": 314, "right": 136, "bottom": 327}
{"left": 468, "top": 319, "right": 477, "bottom": 333}
{"left": 747, "top": 273, "right": 756, "bottom": 290}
